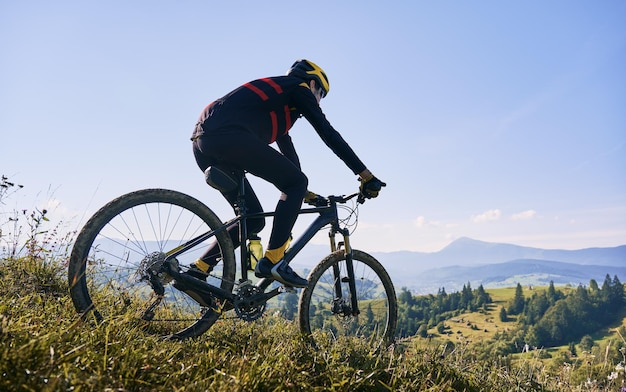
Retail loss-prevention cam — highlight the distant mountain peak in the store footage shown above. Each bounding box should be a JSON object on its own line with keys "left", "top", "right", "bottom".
{"left": 446, "top": 237, "right": 489, "bottom": 247}
{"left": 442, "top": 237, "right": 524, "bottom": 253}
{"left": 373, "top": 239, "right": 626, "bottom": 295}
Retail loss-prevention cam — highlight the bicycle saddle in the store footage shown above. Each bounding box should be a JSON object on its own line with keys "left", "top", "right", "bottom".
{"left": 204, "top": 166, "right": 239, "bottom": 193}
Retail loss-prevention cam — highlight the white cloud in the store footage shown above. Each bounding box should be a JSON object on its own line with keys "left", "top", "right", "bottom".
{"left": 511, "top": 209, "right": 537, "bottom": 221}
{"left": 414, "top": 216, "right": 442, "bottom": 228}
{"left": 471, "top": 209, "right": 501, "bottom": 223}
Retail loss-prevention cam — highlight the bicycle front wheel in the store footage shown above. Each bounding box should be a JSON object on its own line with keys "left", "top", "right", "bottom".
{"left": 298, "top": 250, "right": 397, "bottom": 347}
{"left": 68, "top": 189, "right": 236, "bottom": 339}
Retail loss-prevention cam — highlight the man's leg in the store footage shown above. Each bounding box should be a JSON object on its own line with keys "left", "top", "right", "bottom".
{"left": 196, "top": 130, "right": 308, "bottom": 286}
{"left": 190, "top": 137, "right": 266, "bottom": 273}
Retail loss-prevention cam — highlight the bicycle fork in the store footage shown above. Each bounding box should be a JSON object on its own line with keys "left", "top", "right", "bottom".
{"left": 330, "top": 228, "right": 360, "bottom": 317}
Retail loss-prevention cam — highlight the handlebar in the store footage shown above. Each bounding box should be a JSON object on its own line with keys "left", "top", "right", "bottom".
{"left": 304, "top": 192, "right": 362, "bottom": 207}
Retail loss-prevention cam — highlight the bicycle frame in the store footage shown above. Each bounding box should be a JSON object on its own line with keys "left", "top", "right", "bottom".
{"left": 164, "top": 174, "right": 361, "bottom": 316}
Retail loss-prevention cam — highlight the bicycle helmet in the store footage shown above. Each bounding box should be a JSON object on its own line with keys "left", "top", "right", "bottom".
{"left": 287, "top": 59, "right": 330, "bottom": 97}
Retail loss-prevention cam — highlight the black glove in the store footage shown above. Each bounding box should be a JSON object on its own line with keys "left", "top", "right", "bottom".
{"left": 359, "top": 173, "right": 386, "bottom": 200}
{"left": 303, "top": 191, "right": 328, "bottom": 207}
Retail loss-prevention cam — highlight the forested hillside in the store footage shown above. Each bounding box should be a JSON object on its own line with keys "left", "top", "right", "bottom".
{"left": 396, "top": 275, "right": 625, "bottom": 357}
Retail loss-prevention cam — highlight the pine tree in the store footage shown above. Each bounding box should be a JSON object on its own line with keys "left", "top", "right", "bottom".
{"left": 499, "top": 306, "right": 508, "bottom": 322}
{"left": 547, "top": 280, "right": 557, "bottom": 304}
{"left": 508, "top": 283, "right": 525, "bottom": 315}
{"left": 398, "top": 287, "right": 414, "bottom": 305}
{"left": 579, "top": 335, "right": 594, "bottom": 352}
{"left": 611, "top": 275, "right": 624, "bottom": 306}
{"left": 460, "top": 282, "right": 473, "bottom": 310}
{"left": 473, "top": 284, "right": 490, "bottom": 309}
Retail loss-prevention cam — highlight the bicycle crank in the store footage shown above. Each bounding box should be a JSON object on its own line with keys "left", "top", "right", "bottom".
{"left": 233, "top": 284, "right": 267, "bottom": 321}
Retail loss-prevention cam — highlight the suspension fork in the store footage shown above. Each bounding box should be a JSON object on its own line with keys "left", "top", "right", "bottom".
{"left": 330, "top": 228, "right": 360, "bottom": 316}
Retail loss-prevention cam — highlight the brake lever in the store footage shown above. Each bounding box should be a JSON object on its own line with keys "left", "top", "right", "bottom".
{"left": 342, "top": 192, "right": 360, "bottom": 203}
{"left": 305, "top": 195, "right": 329, "bottom": 207}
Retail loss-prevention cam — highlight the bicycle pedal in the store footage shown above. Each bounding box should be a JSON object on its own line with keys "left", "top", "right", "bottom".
{"left": 281, "top": 285, "right": 297, "bottom": 294}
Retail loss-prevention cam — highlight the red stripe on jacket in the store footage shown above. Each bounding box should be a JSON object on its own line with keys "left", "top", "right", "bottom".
{"left": 269, "top": 111, "right": 278, "bottom": 142}
{"left": 245, "top": 79, "right": 290, "bottom": 143}
{"left": 244, "top": 82, "right": 269, "bottom": 100}
{"left": 261, "top": 77, "right": 283, "bottom": 94}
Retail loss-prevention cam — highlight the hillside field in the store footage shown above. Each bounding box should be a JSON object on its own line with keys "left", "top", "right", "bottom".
{"left": 417, "top": 284, "right": 626, "bottom": 363}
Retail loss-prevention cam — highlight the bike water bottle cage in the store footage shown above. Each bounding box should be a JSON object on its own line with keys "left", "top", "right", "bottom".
{"left": 204, "top": 166, "right": 239, "bottom": 193}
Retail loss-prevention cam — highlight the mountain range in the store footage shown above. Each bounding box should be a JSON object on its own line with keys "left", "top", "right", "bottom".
{"left": 97, "top": 235, "right": 625, "bottom": 296}
{"left": 290, "top": 237, "right": 626, "bottom": 295}
{"left": 366, "top": 237, "right": 626, "bottom": 294}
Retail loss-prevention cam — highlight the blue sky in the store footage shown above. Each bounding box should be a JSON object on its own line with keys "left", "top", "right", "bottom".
{"left": 1, "top": 1, "right": 625, "bottom": 253}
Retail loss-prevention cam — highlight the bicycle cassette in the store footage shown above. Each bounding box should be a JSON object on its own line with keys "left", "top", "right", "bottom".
{"left": 138, "top": 252, "right": 176, "bottom": 286}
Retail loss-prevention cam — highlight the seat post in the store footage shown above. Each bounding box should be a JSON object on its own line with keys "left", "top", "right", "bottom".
{"left": 236, "top": 173, "right": 251, "bottom": 280}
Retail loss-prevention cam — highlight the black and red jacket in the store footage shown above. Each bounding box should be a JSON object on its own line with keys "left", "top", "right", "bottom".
{"left": 192, "top": 75, "right": 366, "bottom": 175}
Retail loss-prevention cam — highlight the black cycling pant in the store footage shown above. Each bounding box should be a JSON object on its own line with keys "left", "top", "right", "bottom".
{"left": 192, "top": 129, "right": 307, "bottom": 265}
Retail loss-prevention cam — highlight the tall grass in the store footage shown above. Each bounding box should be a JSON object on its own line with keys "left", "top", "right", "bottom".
{"left": 4, "top": 255, "right": 626, "bottom": 391}
{"left": 0, "top": 256, "right": 511, "bottom": 391}
{"left": 1, "top": 178, "right": 625, "bottom": 391}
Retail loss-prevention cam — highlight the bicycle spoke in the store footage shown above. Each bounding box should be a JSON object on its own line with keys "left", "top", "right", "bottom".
{"left": 299, "top": 250, "right": 397, "bottom": 347}
{"left": 69, "top": 189, "right": 236, "bottom": 339}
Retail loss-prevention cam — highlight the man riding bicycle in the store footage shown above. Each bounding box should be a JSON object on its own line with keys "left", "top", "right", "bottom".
{"left": 186, "top": 59, "right": 385, "bottom": 289}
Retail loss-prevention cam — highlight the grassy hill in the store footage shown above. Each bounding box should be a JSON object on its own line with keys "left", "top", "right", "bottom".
{"left": 2, "top": 257, "right": 626, "bottom": 391}
{"left": 425, "top": 286, "right": 576, "bottom": 344}
{"left": 414, "top": 284, "right": 626, "bottom": 385}
{"left": 417, "top": 284, "right": 626, "bottom": 345}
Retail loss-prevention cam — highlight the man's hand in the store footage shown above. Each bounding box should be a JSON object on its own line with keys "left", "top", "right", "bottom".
{"left": 359, "top": 173, "right": 386, "bottom": 199}
{"left": 304, "top": 191, "right": 327, "bottom": 206}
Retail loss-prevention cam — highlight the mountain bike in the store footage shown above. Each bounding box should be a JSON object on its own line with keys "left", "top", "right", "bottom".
{"left": 68, "top": 168, "right": 397, "bottom": 347}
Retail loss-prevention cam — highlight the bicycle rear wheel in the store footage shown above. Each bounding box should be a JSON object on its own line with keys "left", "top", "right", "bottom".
{"left": 68, "top": 189, "right": 236, "bottom": 339}
{"left": 298, "top": 250, "right": 397, "bottom": 347}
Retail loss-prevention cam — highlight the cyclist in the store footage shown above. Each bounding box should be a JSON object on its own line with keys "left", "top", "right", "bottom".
{"left": 186, "top": 59, "right": 385, "bottom": 289}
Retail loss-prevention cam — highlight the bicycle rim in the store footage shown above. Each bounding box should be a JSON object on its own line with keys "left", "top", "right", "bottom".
{"left": 68, "top": 189, "right": 236, "bottom": 339}
{"left": 298, "top": 250, "right": 397, "bottom": 348}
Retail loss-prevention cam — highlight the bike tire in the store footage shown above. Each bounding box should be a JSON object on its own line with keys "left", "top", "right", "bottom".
{"left": 298, "top": 249, "right": 397, "bottom": 348}
{"left": 68, "top": 189, "right": 236, "bottom": 339}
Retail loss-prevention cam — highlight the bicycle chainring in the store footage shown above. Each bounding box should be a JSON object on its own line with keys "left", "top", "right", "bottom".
{"left": 233, "top": 284, "right": 266, "bottom": 321}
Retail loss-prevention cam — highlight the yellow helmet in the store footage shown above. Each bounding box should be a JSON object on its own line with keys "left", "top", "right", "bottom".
{"left": 287, "top": 59, "right": 330, "bottom": 97}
